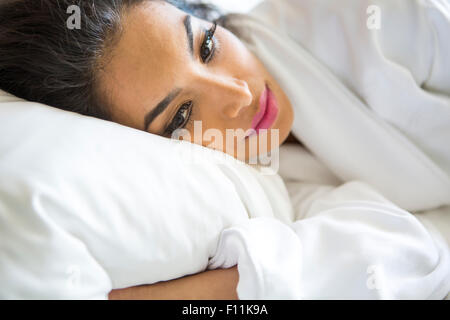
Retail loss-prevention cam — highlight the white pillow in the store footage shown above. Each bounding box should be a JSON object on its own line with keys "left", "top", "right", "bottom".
{"left": 0, "top": 90, "right": 291, "bottom": 298}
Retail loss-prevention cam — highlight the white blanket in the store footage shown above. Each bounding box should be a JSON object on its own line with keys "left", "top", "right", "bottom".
{"left": 207, "top": 0, "right": 450, "bottom": 299}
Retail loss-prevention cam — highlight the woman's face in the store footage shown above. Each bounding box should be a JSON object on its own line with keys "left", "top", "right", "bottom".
{"left": 101, "top": 1, "right": 293, "bottom": 162}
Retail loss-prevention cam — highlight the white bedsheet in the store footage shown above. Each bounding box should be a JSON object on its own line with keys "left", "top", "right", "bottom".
{"left": 207, "top": 0, "right": 450, "bottom": 299}
{"left": 209, "top": 144, "right": 450, "bottom": 299}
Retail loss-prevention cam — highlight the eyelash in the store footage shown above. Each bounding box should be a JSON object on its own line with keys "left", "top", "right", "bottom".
{"left": 164, "top": 101, "right": 195, "bottom": 137}
{"left": 165, "top": 22, "right": 219, "bottom": 137}
{"left": 200, "top": 21, "right": 219, "bottom": 63}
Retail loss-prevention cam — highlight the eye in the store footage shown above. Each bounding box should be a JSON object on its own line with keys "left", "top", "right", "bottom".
{"left": 200, "top": 22, "right": 217, "bottom": 63}
{"left": 165, "top": 101, "right": 193, "bottom": 136}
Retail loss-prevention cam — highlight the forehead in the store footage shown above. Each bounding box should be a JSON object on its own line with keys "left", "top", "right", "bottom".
{"left": 101, "top": 1, "right": 187, "bottom": 128}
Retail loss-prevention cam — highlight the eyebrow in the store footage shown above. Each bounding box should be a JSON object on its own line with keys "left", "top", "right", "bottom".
{"left": 184, "top": 15, "right": 194, "bottom": 57}
{"left": 144, "top": 88, "right": 182, "bottom": 132}
{"left": 143, "top": 15, "right": 193, "bottom": 132}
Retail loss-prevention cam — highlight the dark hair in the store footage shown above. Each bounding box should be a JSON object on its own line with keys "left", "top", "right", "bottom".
{"left": 0, "top": 0, "right": 222, "bottom": 121}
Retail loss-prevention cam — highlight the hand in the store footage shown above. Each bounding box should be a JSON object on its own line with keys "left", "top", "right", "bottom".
{"left": 108, "top": 266, "right": 239, "bottom": 300}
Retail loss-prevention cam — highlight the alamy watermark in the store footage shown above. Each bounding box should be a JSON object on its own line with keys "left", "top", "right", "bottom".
{"left": 66, "top": 5, "right": 81, "bottom": 30}
{"left": 66, "top": 264, "right": 81, "bottom": 290}
{"left": 367, "top": 5, "right": 381, "bottom": 30}
{"left": 169, "top": 120, "right": 280, "bottom": 175}
{"left": 366, "top": 264, "right": 385, "bottom": 291}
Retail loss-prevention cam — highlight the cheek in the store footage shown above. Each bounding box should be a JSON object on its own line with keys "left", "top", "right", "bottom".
{"left": 273, "top": 85, "right": 295, "bottom": 135}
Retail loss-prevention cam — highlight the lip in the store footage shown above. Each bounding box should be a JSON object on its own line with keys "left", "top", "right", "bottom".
{"left": 245, "top": 84, "right": 279, "bottom": 138}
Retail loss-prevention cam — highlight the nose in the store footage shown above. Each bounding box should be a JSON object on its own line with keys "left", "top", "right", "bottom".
{"left": 193, "top": 73, "right": 253, "bottom": 119}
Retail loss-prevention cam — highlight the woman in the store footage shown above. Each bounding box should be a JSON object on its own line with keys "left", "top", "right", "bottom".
{"left": 1, "top": 0, "right": 449, "bottom": 299}
{"left": 0, "top": 0, "right": 296, "bottom": 164}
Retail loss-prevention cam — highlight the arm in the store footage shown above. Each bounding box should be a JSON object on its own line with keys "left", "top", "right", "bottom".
{"left": 108, "top": 266, "right": 239, "bottom": 300}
